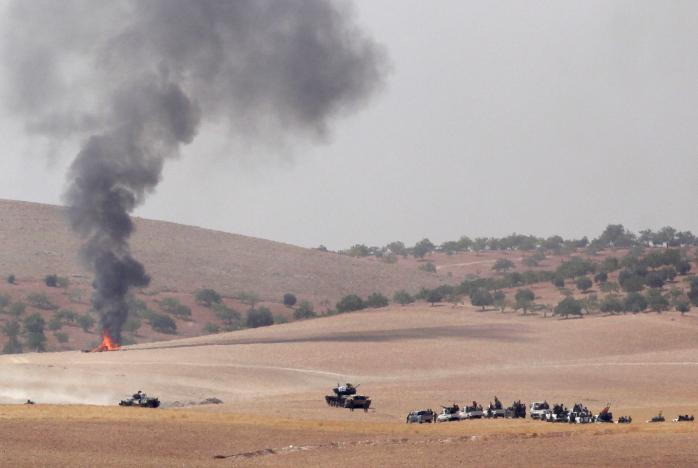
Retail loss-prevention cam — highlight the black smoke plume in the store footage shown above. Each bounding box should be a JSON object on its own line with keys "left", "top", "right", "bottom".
{"left": 3, "top": 1, "right": 386, "bottom": 341}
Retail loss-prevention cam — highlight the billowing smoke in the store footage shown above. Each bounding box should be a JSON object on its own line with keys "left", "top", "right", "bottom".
{"left": 3, "top": 0, "right": 386, "bottom": 342}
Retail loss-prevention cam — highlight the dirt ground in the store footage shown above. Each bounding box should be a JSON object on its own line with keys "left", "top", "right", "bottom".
{"left": 2, "top": 305, "right": 698, "bottom": 466}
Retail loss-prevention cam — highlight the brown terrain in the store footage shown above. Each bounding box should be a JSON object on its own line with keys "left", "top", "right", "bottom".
{"left": 1, "top": 198, "right": 697, "bottom": 466}
{"left": 2, "top": 305, "right": 698, "bottom": 466}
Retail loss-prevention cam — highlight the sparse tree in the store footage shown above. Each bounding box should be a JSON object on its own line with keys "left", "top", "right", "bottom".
{"left": 239, "top": 291, "right": 259, "bottom": 308}
{"left": 594, "top": 271, "right": 608, "bottom": 284}
{"left": 283, "top": 293, "right": 297, "bottom": 307}
{"left": 23, "top": 313, "right": 47, "bottom": 352}
{"left": 195, "top": 288, "right": 222, "bottom": 307}
{"left": 514, "top": 288, "right": 535, "bottom": 315}
{"left": 2, "top": 320, "right": 23, "bottom": 354}
{"left": 26, "top": 293, "right": 58, "bottom": 310}
{"left": 54, "top": 332, "right": 69, "bottom": 344}
{"left": 674, "top": 295, "right": 691, "bottom": 315}
{"left": 645, "top": 289, "right": 670, "bottom": 313}
{"left": 365, "top": 292, "right": 389, "bottom": 308}
{"left": 623, "top": 292, "right": 647, "bottom": 313}
{"left": 554, "top": 297, "right": 582, "bottom": 319}
{"left": 552, "top": 277, "right": 565, "bottom": 289}
{"left": 44, "top": 274, "right": 58, "bottom": 287}
{"left": 470, "top": 287, "right": 493, "bottom": 311}
{"left": 600, "top": 294, "right": 624, "bottom": 314}
{"left": 576, "top": 276, "right": 593, "bottom": 293}
{"left": 293, "top": 301, "right": 316, "bottom": 320}
{"left": 148, "top": 313, "right": 177, "bottom": 334}
{"left": 493, "top": 290, "right": 507, "bottom": 313}
{"left": 246, "top": 307, "right": 274, "bottom": 328}
{"left": 213, "top": 303, "right": 241, "bottom": 329}
{"left": 336, "top": 294, "right": 365, "bottom": 313}
{"left": 419, "top": 262, "right": 437, "bottom": 273}
{"left": 9, "top": 302, "right": 26, "bottom": 318}
{"left": 77, "top": 314, "right": 95, "bottom": 332}
{"left": 492, "top": 258, "right": 515, "bottom": 273}
{"left": 425, "top": 289, "right": 443, "bottom": 306}
{"left": 412, "top": 238, "right": 435, "bottom": 259}
{"left": 393, "top": 290, "right": 414, "bottom": 306}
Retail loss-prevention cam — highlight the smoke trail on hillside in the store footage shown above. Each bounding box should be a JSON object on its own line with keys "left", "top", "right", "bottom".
{"left": 3, "top": 0, "right": 386, "bottom": 342}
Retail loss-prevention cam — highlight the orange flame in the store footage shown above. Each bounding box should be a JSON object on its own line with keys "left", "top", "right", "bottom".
{"left": 91, "top": 329, "right": 121, "bottom": 352}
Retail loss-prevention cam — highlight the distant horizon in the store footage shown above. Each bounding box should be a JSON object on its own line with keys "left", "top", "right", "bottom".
{"left": 2, "top": 197, "right": 694, "bottom": 252}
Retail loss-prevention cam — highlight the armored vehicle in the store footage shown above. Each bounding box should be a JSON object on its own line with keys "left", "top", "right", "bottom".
{"left": 119, "top": 391, "right": 160, "bottom": 408}
{"left": 344, "top": 394, "right": 371, "bottom": 412}
{"left": 325, "top": 383, "right": 370, "bottom": 411}
{"left": 617, "top": 416, "right": 632, "bottom": 424}
{"left": 648, "top": 411, "right": 665, "bottom": 423}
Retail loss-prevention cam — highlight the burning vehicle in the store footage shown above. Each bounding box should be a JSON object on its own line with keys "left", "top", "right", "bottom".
{"left": 119, "top": 390, "right": 160, "bottom": 408}
{"left": 83, "top": 330, "right": 124, "bottom": 353}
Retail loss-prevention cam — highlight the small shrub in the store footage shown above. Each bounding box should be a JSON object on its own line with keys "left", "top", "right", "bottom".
{"left": 54, "top": 332, "right": 69, "bottom": 344}
{"left": 365, "top": 292, "right": 389, "bottom": 308}
{"left": 336, "top": 294, "right": 365, "bottom": 313}
{"left": 23, "top": 313, "right": 47, "bottom": 352}
{"left": 594, "top": 271, "right": 608, "bottom": 284}
{"left": 419, "top": 262, "right": 437, "bottom": 273}
{"left": 600, "top": 295, "right": 624, "bottom": 314}
{"left": 246, "top": 307, "right": 274, "bottom": 328}
{"left": 203, "top": 323, "right": 220, "bottom": 334}
{"left": 148, "top": 313, "right": 177, "bottom": 334}
{"left": 7, "top": 274, "right": 16, "bottom": 285}
{"left": 56, "top": 309, "right": 78, "bottom": 324}
{"left": 9, "top": 302, "right": 26, "bottom": 317}
{"left": 213, "top": 303, "right": 241, "bottom": 328}
{"left": 393, "top": 290, "right": 414, "bottom": 306}
{"left": 56, "top": 276, "right": 70, "bottom": 288}
{"left": 159, "top": 297, "right": 192, "bottom": 318}
{"left": 77, "top": 314, "right": 95, "bottom": 332}
{"left": 239, "top": 291, "right": 259, "bottom": 307}
{"left": 274, "top": 314, "right": 289, "bottom": 324}
{"left": 195, "top": 288, "right": 222, "bottom": 307}
{"left": 0, "top": 294, "right": 10, "bottom": 311}
{"left": 45, "top": 274, "right": 58, "bottom": 287}
{"left": 48, "top": 317, "right": 63, "bottom": 331}
{"left": 123, "top": 316, "right": 142, "bottom": 334}
{"left": 623, "top": 292, "right": 647, "bottom": 313}
{"left": 293, "top": 301, "right": 316, "bottom": 320}
{"left": 26, "top": 293, "right": 58, "bottom": 310}
{"left": 283, "top": 293, "right": 297, "bottom": 307}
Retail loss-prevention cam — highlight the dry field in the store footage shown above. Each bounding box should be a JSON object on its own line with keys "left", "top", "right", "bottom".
{"left": 2, "top": 304, "right": 698, "bottom": 466}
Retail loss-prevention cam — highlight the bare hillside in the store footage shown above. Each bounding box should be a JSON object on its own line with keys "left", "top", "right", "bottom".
{"left": 0, "top": 199, "right": 446, "bottom": 303}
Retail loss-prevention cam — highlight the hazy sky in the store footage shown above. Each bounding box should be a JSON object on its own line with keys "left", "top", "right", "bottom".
{"left": 1, "top": 0, "right": 696, "bottom": 249}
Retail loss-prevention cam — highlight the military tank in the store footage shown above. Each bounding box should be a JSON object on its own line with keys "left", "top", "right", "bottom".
{"left": 325, "top": 383, "right": 371, "bottom": 411}
{"left": 119, "top": 391, "right": 160, "bottom": 408}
